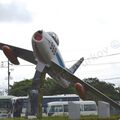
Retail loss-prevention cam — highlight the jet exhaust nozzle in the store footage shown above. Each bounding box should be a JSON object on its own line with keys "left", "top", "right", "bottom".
{"left": 74, "top": 83, "right": 86, "bottom": 100}
{"left": 33, "top": 30, "right": 43, "bottom": 42}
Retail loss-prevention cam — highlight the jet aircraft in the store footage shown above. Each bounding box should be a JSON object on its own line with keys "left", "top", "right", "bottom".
{"left": 0, "top": 30, "right": 120, "bottom": 113}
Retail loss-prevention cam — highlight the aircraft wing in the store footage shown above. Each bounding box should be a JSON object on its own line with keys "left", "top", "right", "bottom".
{"left": 48, "top": 60, "right": 120, "bottom": 110}
{"left": 0, "top": 43, "right": 36, "bottom": 64}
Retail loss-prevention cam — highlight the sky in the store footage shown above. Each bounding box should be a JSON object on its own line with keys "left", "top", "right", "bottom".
{"left": 0, "top": 0, "right": 120, "bottom": 92}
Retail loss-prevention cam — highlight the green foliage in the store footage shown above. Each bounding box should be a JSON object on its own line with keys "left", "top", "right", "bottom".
{"left": 44, "top": 78, "right": 76, "bottom": 95}
{"left": 9, "top": 79, "right": 32, "bottom": 96}
{"left": 3, "top": 115, "right": 120, "bottom": 120}
{"left": 9, "top": 78, "right": 76, "bottom": 96}
{"left": 9, "top": 77, "right": 120, "bottom": 101}
{"left": 84, "top": 78, "right": 120, "bottom": 101}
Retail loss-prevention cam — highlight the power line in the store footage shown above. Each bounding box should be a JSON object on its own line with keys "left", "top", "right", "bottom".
{"left": 1, "top": 52, "right": 120, "bottom": 67}
{"left": 101, "top": 77, "right": 120, "bottom": 81}
{"left": 100, "top": 77, "right": 120, "bottom": 85}
{"left": 82, "top": 62, "right": 120, "bottom": 66}
{"left": 65, "top": 52, "right": 120, "bottom": 63}
{"left": 0, "top": 64, "right": 34, "bottom": 68}
{"left": 1, "top": 61, "right": 120, "bottom": 68}
{"left": 85, "top": 52, "right": 120, "bottom": 60}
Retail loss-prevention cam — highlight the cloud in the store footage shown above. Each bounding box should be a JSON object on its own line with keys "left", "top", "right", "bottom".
{"left": 0, "top": 1, "right": 32, "bottom": 22}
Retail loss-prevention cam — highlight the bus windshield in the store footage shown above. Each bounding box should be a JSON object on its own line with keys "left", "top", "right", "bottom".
{"left": 0, "top": 99, "right": 12, "bottom": 114}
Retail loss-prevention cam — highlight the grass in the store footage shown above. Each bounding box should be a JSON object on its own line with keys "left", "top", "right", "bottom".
{"left": 3, "top": 115, "right": 120, "bottom": 120}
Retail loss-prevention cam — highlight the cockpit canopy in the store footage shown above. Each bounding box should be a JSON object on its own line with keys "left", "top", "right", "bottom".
{"left": 48, "top": 32, "right": 59, "bottom": 46}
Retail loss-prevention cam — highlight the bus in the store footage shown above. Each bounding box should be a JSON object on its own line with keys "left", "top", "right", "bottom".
{"left": 12, "top": 94, "right": 80, "bottom": 115}
{"left": 42, "top": 94, "right": 80, "bottom": 113}
{"left": 0, "top": 94, "right": 80, "bottom": 118}
{"left": 0, "top": 95, "right": 15, "bottom": 118}
{"left": 47, "top": 101, "right": 98, "bottom": 116}
{"left": 12, "top": 96, "right": 29, "bottom": 117}
{"left": 10, "top": 94, "right": 80, "bottom": 117}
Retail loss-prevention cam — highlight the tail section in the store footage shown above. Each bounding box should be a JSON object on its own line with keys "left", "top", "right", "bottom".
{"left": 68, "top": 57, "right": 84, "bottom": 74}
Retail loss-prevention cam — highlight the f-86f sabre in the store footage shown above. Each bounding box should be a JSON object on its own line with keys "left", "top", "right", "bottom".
{"left": 0, "top": 30, "right": 120, "bottom": 114}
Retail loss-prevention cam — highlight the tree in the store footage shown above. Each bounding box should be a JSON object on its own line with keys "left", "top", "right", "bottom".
{"left": 115, "top": 87, "right": 120, "bottom": 95}
{"left": 9, "top": 79, "right": 32, "bottom": 96}
{"left": 9, "top": 77, "right": 76, "bottom": 96}
{"left": 83, "top": 78, "right": 120, "bottom": 101}
{"left": 44, "top": 78, "right": 76, "bottom": 95}
{"left": 9, "top": 77, "right": 120, "bottom": 101}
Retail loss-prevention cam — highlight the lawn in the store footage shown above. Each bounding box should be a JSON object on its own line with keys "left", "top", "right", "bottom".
{"left": 3, "top": 115, "right": 120, "bottom": 120}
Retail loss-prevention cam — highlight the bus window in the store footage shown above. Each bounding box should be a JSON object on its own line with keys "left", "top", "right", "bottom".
{"left": 84, "top": 104, "right": 97, "bottom": 111}
{"left": 64, "top": 105, "right": 68, "bottom": 112}
{"left": 49, "top": 106, "right": 54, "bottom": 113}
{"left": 52, "top": 105, "right": 63, "bottom": 112}
{"left": 80, "top": 104, "right": 84, "bottom": 111}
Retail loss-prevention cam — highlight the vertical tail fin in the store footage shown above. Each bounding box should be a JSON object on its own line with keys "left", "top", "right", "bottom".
{"left": 68, "top": 57, "right": 84, "bottom": 74}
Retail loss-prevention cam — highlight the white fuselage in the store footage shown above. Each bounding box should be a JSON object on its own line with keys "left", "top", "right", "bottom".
{"left": 32, "top": 30, "right": 69, "bottom": 88}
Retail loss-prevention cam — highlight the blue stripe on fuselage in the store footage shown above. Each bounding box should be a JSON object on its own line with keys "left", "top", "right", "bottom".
{"left": 56, "top": 52, "right": 65, "bottom": 68}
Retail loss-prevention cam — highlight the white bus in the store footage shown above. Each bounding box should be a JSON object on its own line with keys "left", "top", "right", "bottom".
{"left": 10, "top": 94, "right": 80, "bottom": 117}
{"left": 0, "top": 95, "right": 15, "bottom": 118}
{"left": 47, "top": 101, "right": 98, "bottom": 116}
{"left": 42, "top": 94, "right": 80, "bottom": 113}
{"left": 12, "top": 96, "right": 29, "bottom": 117}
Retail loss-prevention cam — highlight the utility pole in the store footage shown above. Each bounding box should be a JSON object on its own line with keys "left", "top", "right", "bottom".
{"left": 7, "top": 60, "right": 10, "bottom": 95}
{"left": 1, "top": 60, "right": 13, "bottom": 95}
